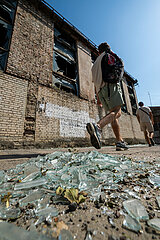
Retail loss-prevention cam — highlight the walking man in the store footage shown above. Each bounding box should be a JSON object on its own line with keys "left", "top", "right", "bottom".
{"left": 136, "top": 101, "right": 155, "bottom": 147}
{"left": 86, "top": 42, "right": 128, "bottom": 151}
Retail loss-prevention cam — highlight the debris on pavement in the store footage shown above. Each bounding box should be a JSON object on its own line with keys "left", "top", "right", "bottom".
{"left": 0, "top": 150, "right": 160, "bottom": 239}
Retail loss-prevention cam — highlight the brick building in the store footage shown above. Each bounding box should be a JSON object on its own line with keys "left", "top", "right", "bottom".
{"left": 150, "top": 107, "right": 160, "bottom": 144}
{"left": 0, "top": 0, "right": 144, "bottom": 149}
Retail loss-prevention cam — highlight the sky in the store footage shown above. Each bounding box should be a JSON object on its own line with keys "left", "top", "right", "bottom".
{"left": 45, "top": 0, "right": 160, "bottom": 106}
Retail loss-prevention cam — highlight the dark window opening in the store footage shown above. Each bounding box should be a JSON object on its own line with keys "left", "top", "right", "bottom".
{"left": 0, "top": 20, "right": 12, "bottom": 49}
{"left": 0, "top": 2, "right": 15, "bottom": 24}
{"left": 53, "top": 27, "right": 78, "bottom": 95}
{"left": 0, "top": 0, "right": 17, "bottom": 71}
{"left": 54, "top": 52, "right": 76, "bottom": 79}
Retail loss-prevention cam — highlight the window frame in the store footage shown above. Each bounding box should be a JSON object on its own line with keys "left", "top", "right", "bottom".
{"left": 0, "top": 0, "right": 17, "bottom": 71}
{"left": 53, "top": 26, "right": 79, "bottom": 96}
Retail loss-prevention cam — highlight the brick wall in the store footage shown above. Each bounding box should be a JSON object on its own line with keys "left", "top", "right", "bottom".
{"left": 35, "top": 85, "right": 99, "bottom": 147}
{"left": 0, "top": 72, "right": 28, "bottom": 147}
{"left": 0, "top": 0, "right": 145, "bottom": 149}
{"left": 7, "top": 0, "right": 53, "bottom": 87}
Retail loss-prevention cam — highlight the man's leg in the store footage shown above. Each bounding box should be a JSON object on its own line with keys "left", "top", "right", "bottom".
{"left": 97, "top": 105, "right": 128, "bottom": 150}
{"left": 111, "top": 119, "right": 123, "bottom": 142}
{"left": 149, "top": 132, "right": 155, "bottom": 146}
{"left": 97, "top": 105, "right": 121, "bottom": 129}
{"left": 144, "top": 130, "right": 151, "bottom": 146}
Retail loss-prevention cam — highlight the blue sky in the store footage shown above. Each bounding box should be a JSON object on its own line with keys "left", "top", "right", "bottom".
{"left": 46, "top": 0, "right": 160, "bottom": 106}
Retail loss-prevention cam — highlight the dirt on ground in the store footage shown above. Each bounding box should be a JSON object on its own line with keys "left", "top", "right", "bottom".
{"left": 0, "top": 145, "right": 160, "bottom": 240}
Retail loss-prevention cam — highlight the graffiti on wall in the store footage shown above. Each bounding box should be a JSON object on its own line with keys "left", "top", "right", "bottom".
{"left": 45, "top": 103, "right": 95, "bottom": 137}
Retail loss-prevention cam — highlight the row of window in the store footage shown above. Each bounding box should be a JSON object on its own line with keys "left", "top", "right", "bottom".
{"left": 0, "top": 1, "right": 137, "bottom": 115}
{"left": 0, "top": 0, "right": 17, "bottom": 70}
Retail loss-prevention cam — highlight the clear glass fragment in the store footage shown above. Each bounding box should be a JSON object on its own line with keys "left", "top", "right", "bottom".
{"left": 147, "top": 218, "right": 160, "bottom": 231}
{"left": 0, "top": 206, "right": 21, "bottom": 220}
{"left": 84, "top": 231, "right": 93, "bottom": 240}
{"left": 19, "top": 190, "right": 44, "bottom": 206}
{"left": 156, "top": 196, "right": 160, "bottom": 208}
{"left": 123, "top": 199, "right": 149, "bottom": 221}
{"left": 123, "top": 214, "right": 141, "bottom": 232}
{"left": 14, "top": 178, "right": 47, "bottom": 190}
{"left": 35, "top": 206, "right": 58, "bottom": 218}
{"left": 148, "top": 174, "right": 160, "bottom": 187}
{"left": 124, "top": 189, "right": 140, "bottom": 199}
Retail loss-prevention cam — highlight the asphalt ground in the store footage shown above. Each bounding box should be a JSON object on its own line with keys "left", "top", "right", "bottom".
{"left": 0, "top": 144, "right": 160, "bottom": 171}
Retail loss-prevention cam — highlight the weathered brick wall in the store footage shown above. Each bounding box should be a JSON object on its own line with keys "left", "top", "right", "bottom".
{"left": 0, "top": 0, "right": 145, "bottom": 149}
{"left": 7, "top": 0, "right": 53, "bottom": 87}
{"left": 35, "top": 86, "right": 99, "bottom": 147}
{"left": 0, "top": 72, "right": 28, "bottom": 147}
{"left": 35, "top": 85, "right": 144, "bottom": 147}
{"left": 119, "top": 113, "right": 144, "bottom": 143}
{"left": 23, "top": 79, "right": 38, "bottom": 143}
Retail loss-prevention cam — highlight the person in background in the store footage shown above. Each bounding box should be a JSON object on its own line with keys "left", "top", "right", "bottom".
{"left": 136, "top": 101, "right": 155, "bottom": 147}
{"left": 86, "top": 42, "right": 128, "bottom": 151}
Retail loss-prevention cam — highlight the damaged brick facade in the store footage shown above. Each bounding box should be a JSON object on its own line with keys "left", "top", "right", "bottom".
{"left": 150, "top": 107, "right": 160, "bottom": 144}
{"left": 0, "top": 0, "right": 145, "bottom": 149}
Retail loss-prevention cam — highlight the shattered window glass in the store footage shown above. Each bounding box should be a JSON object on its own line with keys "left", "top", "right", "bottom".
{"left": 0, "top": 0, "right": 17, "bottom": 71}
{"left": 53, "top": 27, "right": 78, "bottom": 96}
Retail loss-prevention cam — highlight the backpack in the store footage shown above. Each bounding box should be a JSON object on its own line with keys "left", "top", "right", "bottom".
{"left": 101, "top": 51, "right": 124, "bottom": 83}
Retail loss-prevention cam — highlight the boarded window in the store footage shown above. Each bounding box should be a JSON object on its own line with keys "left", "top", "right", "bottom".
{"left": 0, "top": 0, "right": 17, "bottom": 70}
{"left": 53, "top": 27, "right": 78, "bottom": 95}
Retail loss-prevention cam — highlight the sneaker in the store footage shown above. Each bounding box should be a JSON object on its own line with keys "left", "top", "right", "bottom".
{"left": 86, "top": 123, "right": 101, "bottom": 149}
{"left": 116, "top": 141, "right": 128, "bottom": 151}
{"left": 150, "top": 138, "right": 155, "bottom": 146}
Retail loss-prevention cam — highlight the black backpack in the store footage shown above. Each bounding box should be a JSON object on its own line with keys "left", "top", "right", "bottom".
{"left": 101, "top": 51, "right": 124, "bottom": 84}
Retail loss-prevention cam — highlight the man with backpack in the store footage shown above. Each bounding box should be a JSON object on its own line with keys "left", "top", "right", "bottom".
{"left": 136, "top": 101, "right": 155, "bottom": 147}
{"left": 86, "top": 42, "right": 128, "bottom": 151}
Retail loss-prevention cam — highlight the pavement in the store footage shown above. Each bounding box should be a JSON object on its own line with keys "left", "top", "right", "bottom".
{"left": 1, "top": 144, "right": 160, "bottom": 171}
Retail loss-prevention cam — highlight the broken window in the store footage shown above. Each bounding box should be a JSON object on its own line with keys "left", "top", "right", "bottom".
{"left": 53, "top": 27, "right": 79, "bottom": 95}
{"left": 0, "top": 0, "right": 17, "bottom": 71}
{"left": 126, "top": 80, "right": 137, "bottom": 115}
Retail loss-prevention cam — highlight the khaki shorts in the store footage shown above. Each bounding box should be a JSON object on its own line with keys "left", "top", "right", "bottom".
{"left": 98, "top": 82, "right": 124, "bottom": 112}
{"left": 140, "top": 122, "right": 154, "bottom": 133}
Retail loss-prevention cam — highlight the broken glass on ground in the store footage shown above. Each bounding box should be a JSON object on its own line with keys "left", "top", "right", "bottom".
{"left": 148, "top": 174, "right": 160, "bottom": 188}
{"left": 0, "top": 150, "right": 159, "bottom": 239}
{"left": 122, "top": 214, "right": 141, "bottom": 233}
{"left": 156, "top": 196, "right": 160, "bottom": 208}
{"left": 123, "top": 199, "right": 149, "bottom": 222}
{"left": 147, "top": 218, "right": 160, "bottom": 232}
{"left": 0, "top": 205, "right": 21, "bottom": 220}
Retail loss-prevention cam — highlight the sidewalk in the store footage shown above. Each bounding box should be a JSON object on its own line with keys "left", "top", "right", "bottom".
{"left": 1, "top": 144, "right": 160, "bottom": 170}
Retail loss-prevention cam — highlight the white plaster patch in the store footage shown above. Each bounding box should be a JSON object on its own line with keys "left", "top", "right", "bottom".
{"left": 45, "top": 103, "right": 95, "bottom": 138}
